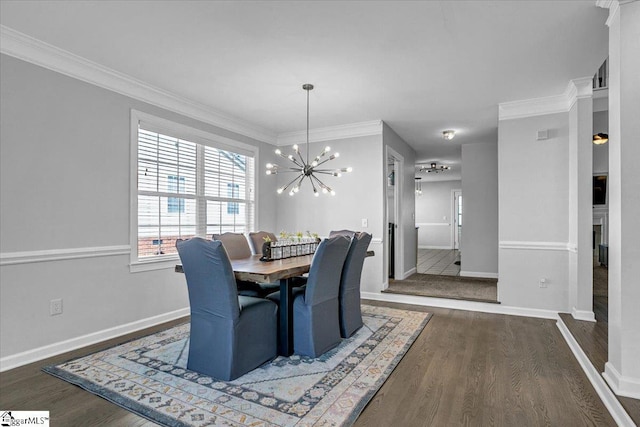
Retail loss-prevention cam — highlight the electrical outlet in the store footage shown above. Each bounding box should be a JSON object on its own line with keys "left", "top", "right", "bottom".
{"left": 539, "top": 278, "right": 547, "bottom": 288}
{"left": 50, "top": 298, "right": 63, "bottom": 316}
{"left": 361, "top": 218, "right": 368, "bottom": 228}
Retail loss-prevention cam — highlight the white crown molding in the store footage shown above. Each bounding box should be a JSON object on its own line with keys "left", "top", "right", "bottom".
{"left": 499, "top": 92, "right": 569, "bottom": 121}
{"left": 567, "top": 77, "right": 594, "bottom": 110}
{"left": 499, "top": 241, "right": 572, "bottom": 251}
{"left": 596, "top": 0, "right": 621, "bottom": 27}
{"left": 499, "top": 78, "right": 593, "bottom": 121}
{"left": 557, "top": 319, "right": 636, "bottom": 426}
{"left": 0, "top": 307, "right": 189, "bottom": 372}
{"left": 0, "top": 25, "right": 277, "bottom": 144}
{"left": 0, "top": 245, "right": 130, "bottom": 266}
{"left": 276, "top": 120, "right": 383, "bottom": 146}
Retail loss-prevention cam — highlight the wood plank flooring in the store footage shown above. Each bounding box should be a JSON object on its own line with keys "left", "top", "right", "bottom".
{"left": 560, "top": 300, "right": 640, "bottom": 424}
{"left": 0, "top": 301, "right": 616, "bottom": 426}
{"left": 356, "top": 301, "right": 615, "bottom": 426}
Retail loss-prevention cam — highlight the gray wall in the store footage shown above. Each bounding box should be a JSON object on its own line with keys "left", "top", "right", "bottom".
{"left": 461, "top": 142, "right": 498, "bottom": 277}
{"left": 0, "top": 54, "right": 278, "bottom": 359}
{"left": 273, "top": 134, "right": 385, "bottom": 292}
{"left": 383, "top": 123, "right": 417, "bottom": 278}
{"left": 415, "top": 180, "right": 461, "bottom": 249}
{"left": 498, "top": 112, "right": 570, "bottom": 310}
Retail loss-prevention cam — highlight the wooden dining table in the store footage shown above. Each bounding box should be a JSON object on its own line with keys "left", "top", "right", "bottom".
{"left": 176, "top": 254, "right": 314, "bottom": 356}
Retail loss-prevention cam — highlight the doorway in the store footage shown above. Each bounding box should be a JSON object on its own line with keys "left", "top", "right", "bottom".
{"left": 452, "top": 190, "right": 462, "bottom": 251}
{"left": 386, "top": 147, "right": 403, "bottom": 281}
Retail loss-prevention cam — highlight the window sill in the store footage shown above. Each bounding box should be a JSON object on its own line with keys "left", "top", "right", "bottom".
{"left": 130, "top": 256, "right": 179, "bottom": 273}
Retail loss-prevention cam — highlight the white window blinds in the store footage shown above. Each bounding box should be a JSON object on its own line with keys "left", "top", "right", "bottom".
{"left": 135, "top": 123, "right": 255, "bottom": 260}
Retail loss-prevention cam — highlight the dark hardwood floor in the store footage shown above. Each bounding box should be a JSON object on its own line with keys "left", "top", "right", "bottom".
{"left": 558, "top": 263, "right": 640, "bottom": 425}
{"left": 0, "top": 300, "right": 617, "bottom": 426}
{"left": 356, "top": 301, "right": 615, "bottom": 426}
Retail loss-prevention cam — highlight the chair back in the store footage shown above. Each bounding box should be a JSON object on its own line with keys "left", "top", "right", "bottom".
{"left": 304, "top": 235, "right": 351, "bottom": 305}
{"left": 329, "top": 229, "right": 356, "bottom": 238}
{"left": 212, "top": 232, "right": 252, "bottom": 259}
{"left": 176, "top": 238, "right": 240, "bottom": 320}
{"left": 341, "top": 232, "right": 372, "bottom": 294}
{"left": 248, "top": 231, "right": 277, "bottom": 255}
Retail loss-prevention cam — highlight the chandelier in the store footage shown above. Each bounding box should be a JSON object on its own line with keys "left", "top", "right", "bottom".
{"left": 266, "top": 84, "right": 351, "bottom": 196}
{"left": 420, "top": 162, "right": 451, "bottom": 173}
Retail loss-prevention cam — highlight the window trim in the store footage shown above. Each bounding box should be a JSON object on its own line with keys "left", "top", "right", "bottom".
{"left": 129, "top": 110, "right": 259, "bottom": 272}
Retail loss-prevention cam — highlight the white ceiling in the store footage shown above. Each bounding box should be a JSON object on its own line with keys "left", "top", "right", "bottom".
{"left": 0, "top": 1, "right": 608, "bottom": 181}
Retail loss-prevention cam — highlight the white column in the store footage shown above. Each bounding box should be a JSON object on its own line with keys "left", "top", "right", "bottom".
{"left": 568, "top": 78, "right": 595, "bottom": 321}
{"left": 599, "top": 0, "right": 640, "bottom": 399}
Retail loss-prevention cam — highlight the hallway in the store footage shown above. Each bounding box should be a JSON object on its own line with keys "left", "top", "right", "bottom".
{"left": 416, "top": 249, "right": 461, "bottom": 276}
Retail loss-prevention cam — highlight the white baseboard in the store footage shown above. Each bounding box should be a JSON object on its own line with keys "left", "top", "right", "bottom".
{"left": 604, "top": 362, "right": 640, "bottom": 400}
{"left": 460, "top": 270, "right": 499, "bottom": 279}
{"left": 571, "top": 307, "right": 596, "bottom": 322}
{"left": 557, "top": 319, "right": 635, "bottom": 426}
{"left": 362, "top": 291, "right": 557, "bottom": 319}
{"left": 0, "top": 307, "right": 190, "bottom": 372}
{"left": 401, "top": 267, "right": 416, "bottom": 280}
{"left": 418, "top": 245, "right": 452, "bottom": 250}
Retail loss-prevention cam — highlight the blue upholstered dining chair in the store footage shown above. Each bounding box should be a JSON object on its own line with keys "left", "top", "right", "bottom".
{"left": 268, "top": 235, "right": 351, "bottom": 357}
{"left": 176, "top": 238, "right": 278, "bottom": 381}
{"left": 213, "top": 232, "right": 279, "bottom": 297}
{"left": 329, "top": 229, "right": 357, "bottom": 238}
{"left": 338, "top": 232, "right": 372, "bottom": 338}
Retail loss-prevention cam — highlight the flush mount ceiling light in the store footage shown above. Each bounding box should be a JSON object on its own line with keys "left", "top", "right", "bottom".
{"left": 420, "top": 162, "right": 451, "bottom": 173}
{"left": 442, "top": 130, "right": 456, "bottom": 140}
{"left": 266, "top": 84, "right": 352, "bottom": 196}
{"left": 593, "top": 133, "right": 608, "bottom": 145}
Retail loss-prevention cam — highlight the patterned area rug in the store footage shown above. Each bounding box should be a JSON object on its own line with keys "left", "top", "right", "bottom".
{"left": 43, "top": 304, "right": 430, "bottom": 426}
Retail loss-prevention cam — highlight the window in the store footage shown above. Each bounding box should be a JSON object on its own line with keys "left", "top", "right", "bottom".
{"left": 131, "top": 111, "right": 255, "bottom": 269}
{"left": 167, "top": 176, "right": 185, "bottom": 213}
{"left": 227, "top": 183, "right": 240, "bottom": 214}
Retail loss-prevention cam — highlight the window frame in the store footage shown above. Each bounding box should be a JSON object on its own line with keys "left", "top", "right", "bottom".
{"left": 129, "top": 110, "right": 259, "bottom": 272}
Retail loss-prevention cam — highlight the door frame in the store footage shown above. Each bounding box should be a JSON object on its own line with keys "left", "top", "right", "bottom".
{"left": 385, "top": 146, "right": 404, "bottom": 282}
{"left": 451, "top": 189, "right": 462, "bottom": 250}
